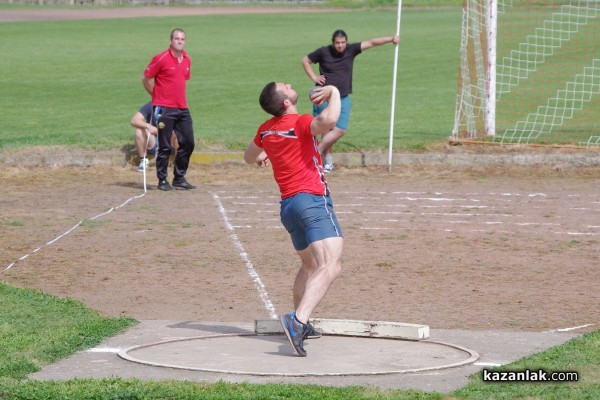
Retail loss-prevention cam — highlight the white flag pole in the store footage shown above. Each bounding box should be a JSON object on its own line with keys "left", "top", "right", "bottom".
{"left": 388, "top": 0, "right": 403, "bottom": 172}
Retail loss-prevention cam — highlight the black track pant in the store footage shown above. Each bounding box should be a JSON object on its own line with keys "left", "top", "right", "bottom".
{"left": 153, "top": 106, "right": 195, "bottom": 182}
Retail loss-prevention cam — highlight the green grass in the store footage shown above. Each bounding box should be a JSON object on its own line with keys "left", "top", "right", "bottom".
{"left": 454, "top": 330, "right": 600, "bottom": 399}
{"left": 0, "top": 8, "right": 462, "bottom": 152}
{"left": 0, "top": 0, "right": 465, "bottom": 10}
{"left": 0, "top": 282, "right": 135, "bottom": 382}
{"left": 0, "top": 281, "right": 599, "bottom": 399}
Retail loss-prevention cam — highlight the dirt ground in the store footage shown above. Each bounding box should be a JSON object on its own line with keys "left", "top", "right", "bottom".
{"left": 1, "top": 162, "right": 598, "bottom": 333}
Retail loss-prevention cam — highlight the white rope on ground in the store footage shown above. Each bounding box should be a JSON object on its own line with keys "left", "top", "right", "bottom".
{"left": 142, "top": 126, "right": 151, "bottom": 193}
{"left": 210, "top": 191, "right": 278, "bottom": 319}
{"left": 2, "top": 170, "right": 148, "bottom": 274}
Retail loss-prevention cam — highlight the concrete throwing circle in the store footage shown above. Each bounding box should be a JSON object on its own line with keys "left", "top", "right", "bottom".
{"left": 118, "top": 333, "right": 479, "bottom": 377}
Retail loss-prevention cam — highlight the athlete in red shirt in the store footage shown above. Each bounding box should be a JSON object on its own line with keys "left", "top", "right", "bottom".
{"left": 245, "top": 83, "right": 343, "bottom": 357}
{"left": 142, "top": 28, "right": 196, "bottom": 191}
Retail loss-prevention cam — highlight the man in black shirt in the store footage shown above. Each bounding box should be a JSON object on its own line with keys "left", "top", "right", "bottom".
{"left": 301, "top": 29, "right": 399, "bottom": 173}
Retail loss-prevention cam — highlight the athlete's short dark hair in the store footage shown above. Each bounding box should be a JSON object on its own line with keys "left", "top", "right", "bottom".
{"left": 259, "top": 82, "right": 287, "bottom": 117}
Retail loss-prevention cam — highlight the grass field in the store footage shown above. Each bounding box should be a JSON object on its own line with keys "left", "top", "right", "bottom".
{"left": 0, "top": 7, "right": 461, "bottom": 152}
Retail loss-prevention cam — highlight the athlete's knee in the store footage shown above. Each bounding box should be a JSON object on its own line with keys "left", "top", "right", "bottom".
{"left": 315, "top": 256, "right": 341, "bottom": 280}
{"left": 326, "top": 238, "right": 343, "bottom": 278}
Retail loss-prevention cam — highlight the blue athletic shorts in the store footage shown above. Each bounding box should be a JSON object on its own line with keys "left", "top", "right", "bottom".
{"left": 313, "top": 95, "right": 352, "bottom": 131}
{"left": 148, "top": 142, "right": 158, "bottom": 156}
{"left": 280, "top": 193, "right": 343, "bottom": 251}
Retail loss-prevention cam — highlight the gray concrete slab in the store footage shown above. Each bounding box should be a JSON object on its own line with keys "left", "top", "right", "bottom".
{"left": 29, "top": 320, "right": 578, "bottom": 393}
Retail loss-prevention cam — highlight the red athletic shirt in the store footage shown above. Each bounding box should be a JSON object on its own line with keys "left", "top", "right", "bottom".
{"left": 144, "top": 49, "right": 191, "bottom": 109}
{"left": 254, "top": 113, "right": 329, "bottom": 199}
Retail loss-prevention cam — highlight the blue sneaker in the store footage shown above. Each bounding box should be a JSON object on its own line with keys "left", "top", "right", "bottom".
{"left": 280, "top": 312, "right": 309, "bottom": 357}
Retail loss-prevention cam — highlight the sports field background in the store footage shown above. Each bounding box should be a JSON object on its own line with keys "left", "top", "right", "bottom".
{"left": 0, "top": 6, "right": 461, "bottom": 152}
{"left": 1, "top": 5, "right": 600, "bottom": 400}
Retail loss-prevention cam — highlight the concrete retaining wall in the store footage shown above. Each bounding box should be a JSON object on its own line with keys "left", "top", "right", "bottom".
{"left": 1, "top": 147, "right": 599, "bottom": 168}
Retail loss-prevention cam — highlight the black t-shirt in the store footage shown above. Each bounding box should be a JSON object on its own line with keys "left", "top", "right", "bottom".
{"left": 139, "top": 102, "right": 154, "bottom": 125}
{"left": 307, "top": 42, "right": 362, "bottom": 96}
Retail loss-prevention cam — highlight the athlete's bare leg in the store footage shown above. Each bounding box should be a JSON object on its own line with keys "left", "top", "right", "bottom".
{"left": 293, "top": 236, "right": 343, "bottom": 324}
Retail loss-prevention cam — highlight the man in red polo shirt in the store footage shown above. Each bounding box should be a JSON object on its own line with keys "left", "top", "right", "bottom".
{"left": 244, "top": 83, "right": 343, "bottom": 357}
{"left": 142, "top": 28, "right": 196, "bottom": 191}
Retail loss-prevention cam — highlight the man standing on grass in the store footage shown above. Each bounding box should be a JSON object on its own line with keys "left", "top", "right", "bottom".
{"left": 142, "top": 28, "right": 196, "bottom": 191}
{"left": 302, "top": 29, "right": 399, "bottom": 173}
{"left": 244, "top": 82, "right": 344, "bottom": 357}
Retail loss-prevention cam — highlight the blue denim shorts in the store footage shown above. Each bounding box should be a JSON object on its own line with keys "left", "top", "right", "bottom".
{"left": 313, "top": 95, "right": 352, "bottom": 131}
{"left": 280, "top": 193, "right": 343, "bottom": 251}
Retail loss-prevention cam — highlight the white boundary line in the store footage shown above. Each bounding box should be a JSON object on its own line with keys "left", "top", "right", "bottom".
{"left": 210, "top": 192, "right": 277, "bottom": 320}
{"left": 2, "top": 184, "right": 147, "bottom": 274}
{"left": 475, "top": 362, "right": 504, "bottom": 367}
{"left": 117, "top": 333, "right": 480, "bottom": 377}
{"left": 545, "top": 324, "right": 594, "bottom": 333}
{"left": 3, "top": 183, "right": 279, "bottom": 322}
{"left": 86, "top": 347, "right": 121, "bottom": 353}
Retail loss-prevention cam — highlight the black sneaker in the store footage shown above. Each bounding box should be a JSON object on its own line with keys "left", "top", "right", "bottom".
{"left": 306, "top": 322, "right": 322, "bottom": 339}
{"left": 157, "top": 180, "right": 173, "bottom": 191}
{"left": 172, "top": 178, "right": 197, "bottom": 190}
{"left": 280, "top": 312, "right": 308, "bottom": 357}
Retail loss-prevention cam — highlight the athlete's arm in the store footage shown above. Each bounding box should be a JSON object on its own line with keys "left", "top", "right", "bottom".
{"left": 244, "top": 141, "right": 269, "bottom": 167}
{"left": 310, "top": 86, "right": 341, "bottom": 136}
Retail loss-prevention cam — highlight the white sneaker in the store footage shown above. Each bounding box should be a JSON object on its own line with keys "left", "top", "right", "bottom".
{"left": 137, "top": 158, "right": 149, "bottom": 172}
{"left": 324, "top": 163, "right": 334, "bottom": 173}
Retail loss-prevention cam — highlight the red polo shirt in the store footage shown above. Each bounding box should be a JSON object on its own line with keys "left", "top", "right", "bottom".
{"left": 144, "top": 49, "right": 191, "bottom": 109}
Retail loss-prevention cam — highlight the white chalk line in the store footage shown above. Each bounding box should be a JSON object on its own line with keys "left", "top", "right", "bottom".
{"left": 544, "top": 324, "right": 594, "bottom": 333}
{"left": 3, "top": 191, "right": 147, "bottom": 274}
{"left": 210, "top": 192, "right": 277, "bottom": 320}
{"left": 229, "top": 217, "right": 279, "bottom": 222}
{"left": 474, "top": 362, "right": 504, "bottom": 367}
{"left": 219, "top": 190, "right": 597, "bottom": 216}
{"left": 226, "top": 208, "right": 596, "bottom": 235}
{"left": 86, "top": 347, "right": 122, "bottom": 353}
{"left": 219, "top": 188, "right": 598, "bottom": 235}
{"left": 227, "top": 221, "right": 597, "bottom": 236}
